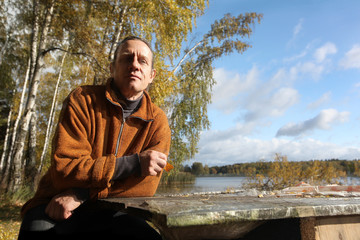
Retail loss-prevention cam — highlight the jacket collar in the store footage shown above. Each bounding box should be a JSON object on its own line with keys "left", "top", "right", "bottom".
{"left": 105, "top": 78, "right": 154, "bottom": 121}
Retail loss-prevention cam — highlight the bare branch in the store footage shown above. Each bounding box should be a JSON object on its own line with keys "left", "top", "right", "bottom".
{"left": 172, "top": 40, "right": 203, "bottom": 74}
{"left": 42, "top": 47, "right": 109, "bottom": 73}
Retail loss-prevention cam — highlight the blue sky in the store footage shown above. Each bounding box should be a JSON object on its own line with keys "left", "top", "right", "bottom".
{"left": 187, "top": 0, "right": 360, "bottom": 166}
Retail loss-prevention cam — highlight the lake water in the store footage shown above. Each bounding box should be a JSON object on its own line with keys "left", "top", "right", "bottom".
{"left": 156, "top": 177, "right": 247, "bottom": 195}
{"left": 155, "top": 176, "right": 360, "bottom": 196}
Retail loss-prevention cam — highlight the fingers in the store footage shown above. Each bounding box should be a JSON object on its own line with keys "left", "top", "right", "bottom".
{"left": 152, "top": 160, "right": 165, "bottom": 173}
{"left": 157, "top": 152, "right": 167, "bottom": 160}
{"left": 45, "top": 199, "right": 71, "bottom": 221}
{"left": 45, "top": 190, "right": 82, "bottom": 221}
{"left": 139, "top": 150, "right": 168, "bottom": 176}
{"left": 147, "top": 157, "right": 166, "bottom": 176}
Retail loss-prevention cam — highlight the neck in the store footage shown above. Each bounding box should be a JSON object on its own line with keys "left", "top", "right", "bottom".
{"left": 111, "top": 80, "right": 143, "bottom": 101}
{"left": 112, "top": 83, "right": 143, "bottom": 101}
{"left": 123, "top": 91, "right": 143, "bottom": 101}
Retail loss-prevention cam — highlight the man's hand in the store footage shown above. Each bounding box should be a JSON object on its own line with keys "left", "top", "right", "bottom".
{"left": 45, "top": 189, "right": 83, "bottom": 221}
{"left": 139, "top": 150, "right": 167, "bottom": 176}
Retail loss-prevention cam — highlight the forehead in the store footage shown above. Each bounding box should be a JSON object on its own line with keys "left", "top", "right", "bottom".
{"left": 118, "top": 40, "right": 153, "bottom": 59}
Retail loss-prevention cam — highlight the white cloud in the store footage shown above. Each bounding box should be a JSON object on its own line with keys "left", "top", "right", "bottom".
{"left": 283, "top": 51, "right": 307, "bottom": 63}
{"left": 313, "top": 42, "right": 337, "bottom": 63}
{"left": 307, "top": 91, "right": 331, "bottom": 109}
{"left": 211, "top": 67, "right": 299, "bottom": 124}
{"left": 244, "top": 87, "right": 299, "bottom": 122}
{"left": 240, "top": 68, "right": 299, "bottom": 122}
{"left": 211, "top": 67, "right": 258, "bottom": 114}
{"left": 194, "top": 131, "right": 360, "bottom": 165}
{"left": 211, "top": 67, "right": 300, "bottom": 131}
{"left": 287, "top": 18, "right": 304, "bottom": 48}
{"left": 276, "top": 109, "right": 350, "bottom": 137}
{"left": 293, "top": 19, "right": 303, "bottom": 37}
{"left": 284, "top": 42, "right": 315, "bottom": 63}
{"left": 296, "top": 61, "right": 324, "bottom": 80}
{"left": 287, "top": 42, "right": 337, "bottom": 81}
{"left": 339, "top": 44, "right": 360, "bottom": 69}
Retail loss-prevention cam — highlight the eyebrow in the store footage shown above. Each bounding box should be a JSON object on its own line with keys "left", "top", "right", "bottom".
{"left": 119, "top": 51, "right": 150, "bottom": 60}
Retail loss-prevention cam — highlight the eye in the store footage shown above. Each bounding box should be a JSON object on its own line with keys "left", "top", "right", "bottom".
{"left": 118, "top": 54, "right": 133, "bottom": 63}
{"left": 140, "top": 58, "right": 148, "bottom": 65}
{"left": 126, "top": 56, "right": 133, "bottom": 62}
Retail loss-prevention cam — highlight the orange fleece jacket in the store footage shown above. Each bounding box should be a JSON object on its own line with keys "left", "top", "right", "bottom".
{"left": 21, "top": 79, "right": 171, "bottom": 217}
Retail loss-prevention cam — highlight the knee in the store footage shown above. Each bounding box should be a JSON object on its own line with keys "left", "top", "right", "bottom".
{"left": 20, "top": 205, "right": 55, "bottom": 232}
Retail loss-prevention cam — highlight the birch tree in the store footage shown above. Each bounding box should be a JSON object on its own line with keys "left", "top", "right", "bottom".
{"left": 6, "top": 0, "right": 55, "bottom": 192}
{"left": 0, "top": 0, "right": 262, "bottom": 191}
{"left": 1, "top": 0, "right": 209, "bottom": 191}
{"left": 0, "top": 0, "right": 29, "bottom": 185}
{"left": 167, "top": 13, "right": 263, "bottom": 171}
{"left": 0, "top": 59, "right": 30, "bottom": 187}
{"left": 38, "top": 51, "right": 67, "bottom": 174}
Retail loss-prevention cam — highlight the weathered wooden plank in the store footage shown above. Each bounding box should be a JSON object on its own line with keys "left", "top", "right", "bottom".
{"left": 300, "top": 215, "right": 360, "bottom": 240}
{"left": 101, "top": 195, "right": 360, "bottom": 227}
{"left": 98, "top": 194, "right": 360, "bottom": 240}
{"left": 315, "top": 215, "right": 360, "bottom": 240}
{"left": 156, "top": 221, "right": 264, "bottom": 240}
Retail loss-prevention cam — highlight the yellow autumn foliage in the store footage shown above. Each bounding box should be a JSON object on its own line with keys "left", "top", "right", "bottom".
{"left": 245, "top": 153, "right": 347, "bottom": 190}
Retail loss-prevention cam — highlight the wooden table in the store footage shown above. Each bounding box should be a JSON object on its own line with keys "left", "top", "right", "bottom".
{"left": 97, "top": 193, "right": 360, "bottom": 240}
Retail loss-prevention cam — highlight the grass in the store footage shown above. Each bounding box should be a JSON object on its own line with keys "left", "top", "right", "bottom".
{"left": 0, "top": 199, "right": 22, "bottom": 240}
{"left": 0, "top": 186, "right": 34, "bottom": 240}
{"left": 160, "top": 171, "right": 196, "bottom": 185}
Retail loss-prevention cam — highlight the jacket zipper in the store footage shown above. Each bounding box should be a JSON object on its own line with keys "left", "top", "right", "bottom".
{"left": 106, "top": 96, "right": 154, "bottom": 156}
{"left": 114, "top": 118, "right": 125, "bottom": 157}
{"left": 114, "top": 117, "right": 153, "bottom": 157}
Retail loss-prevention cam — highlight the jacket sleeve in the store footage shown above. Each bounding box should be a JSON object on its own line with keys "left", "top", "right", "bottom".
{"left": 144, "top": 111, "right": 172, "bottom": 155}
{"left": 49, "top": 91, "right": 116, "bottom": 194}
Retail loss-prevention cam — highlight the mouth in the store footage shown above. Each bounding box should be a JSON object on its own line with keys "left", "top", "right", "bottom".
{"left": 128, "top": 74, "right": 141, "bottom": 80}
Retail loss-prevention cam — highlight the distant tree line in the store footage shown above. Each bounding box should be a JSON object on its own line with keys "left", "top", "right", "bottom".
{"left": 184, "top": 158, "right": 360, "bottom": 177}
{"left": 180, "top": 154, "right": 360, "bottom": 190}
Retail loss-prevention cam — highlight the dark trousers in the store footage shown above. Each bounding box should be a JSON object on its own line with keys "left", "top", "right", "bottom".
{"left": 18, "top": 204, "right": 162, "bottom": 240}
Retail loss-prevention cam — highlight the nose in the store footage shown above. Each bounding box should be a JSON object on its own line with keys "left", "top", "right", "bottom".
{"left": 129, "top": 57, "right": 140, "bottom": 71}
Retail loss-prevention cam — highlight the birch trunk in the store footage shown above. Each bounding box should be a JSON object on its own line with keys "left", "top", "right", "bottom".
{"left": 108, "top": 6, "right": 127, "bottom": 62}
{"left": 0, "top": 58, "right": 31, "bottom": 187}
{"left": 0, "top": 32, "right": 9, "bottom": 65}
{"left": 0, "top": 107, "right": 13, "bottom": 173}
{"left": 26, "top": 110, "right": 37, "bottom": 190}
{"left": 7, "top": 0, "right": 54, "bottom": 192}
{"left": 38, "top": 51, "right": 67, "bottom": 173}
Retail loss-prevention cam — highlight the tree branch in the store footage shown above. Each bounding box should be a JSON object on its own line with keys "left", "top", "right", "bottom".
{"left": 42, "top": 47, "right": 109, "bottom": 73}
{"left": 171, "top": 26, "right": 226, "bottom": 74}
{"left": 172, "top": 39, "right": 203, "bottom": 74}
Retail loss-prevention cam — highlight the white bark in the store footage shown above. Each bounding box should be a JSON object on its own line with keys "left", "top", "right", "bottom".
{"left": 9, "top": 58, "right": 31, "bottom": 154}
{"left": 0, "top": 106, "right": 13, "bottom": 172}
{"left": 84, "top": 62, "right": 90, "bottom": 83}
{"left": 26, "top": 110, "right": 37, "bottom": 189}
{"left": 109, "top": 5, "right": 127, "bottom": 61}
{"left": 0, "top": 32, "right": 9, "bottom": 65}
{"left": 173, "top": 40, "right": 203, "bottom": 74}
{"left": 0, "top": 58, "right": 31, "bottom": 187}
{"left": 38, "top": 50, "right": 67, "bottom": 173}
{"left": 8, "top": 0, "right": 55, "bottom": 192}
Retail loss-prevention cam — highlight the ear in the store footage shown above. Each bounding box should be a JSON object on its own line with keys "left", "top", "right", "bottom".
{"left": 109, "top": 62, "right": 115, "bottom": 77}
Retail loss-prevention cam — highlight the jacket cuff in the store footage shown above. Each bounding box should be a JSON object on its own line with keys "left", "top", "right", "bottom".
{"left": 111, "top": 154, "right": 141, "bottom": 181}
{"left": 72, "top": 188, "right": 90, "bottom": 202}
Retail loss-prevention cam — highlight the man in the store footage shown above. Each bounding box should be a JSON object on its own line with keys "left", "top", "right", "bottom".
{"left": 18, "top": 36, "right": 171, "bottom": 239}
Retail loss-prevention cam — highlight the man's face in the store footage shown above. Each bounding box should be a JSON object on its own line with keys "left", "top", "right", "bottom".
{"left": 110, "top": 40, "right": 156, "bottom": 100}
